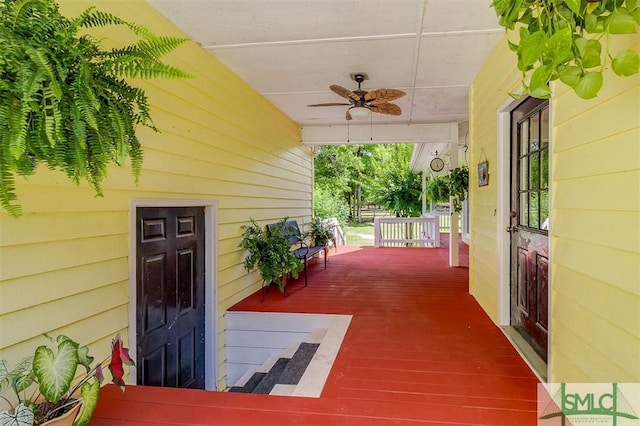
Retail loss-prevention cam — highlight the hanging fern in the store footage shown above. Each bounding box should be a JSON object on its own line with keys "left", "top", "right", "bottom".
{"left": 0, "top": 0, "right": 190, "bottom": 217}
{"left": 423, "top": 166, "right": 469, "bottom": 214}
{"left": 424, "top": 175, "right": 451, "bottom": 205}
{"left": 447, "top": 166, "right": 469, "bottom": 214}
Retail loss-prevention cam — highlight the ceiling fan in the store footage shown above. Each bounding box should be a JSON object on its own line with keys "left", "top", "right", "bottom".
{"left": 307, "top": 73, "right": 406, "bottom": 121}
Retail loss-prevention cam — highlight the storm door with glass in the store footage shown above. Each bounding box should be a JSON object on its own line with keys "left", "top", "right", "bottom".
{"left": 509, "top": 97, "right": 550, "bottom": 361}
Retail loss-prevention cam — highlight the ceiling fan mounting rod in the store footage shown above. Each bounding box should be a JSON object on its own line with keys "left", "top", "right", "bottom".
{"left": 351, "top": 73, "right": 368, "bottom": 86}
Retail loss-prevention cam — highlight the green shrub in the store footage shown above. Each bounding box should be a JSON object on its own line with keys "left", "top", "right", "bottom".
{"left": 313, "top": 186, "right": 348, "bottom": 223}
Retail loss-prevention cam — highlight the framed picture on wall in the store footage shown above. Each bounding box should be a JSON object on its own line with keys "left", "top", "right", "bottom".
{"left": 477, "top": 161, "right": 489, "bottom": 186}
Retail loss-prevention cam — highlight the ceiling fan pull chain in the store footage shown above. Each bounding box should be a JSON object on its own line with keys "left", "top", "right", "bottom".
{"left": 370, "top": 114, "right": 373, "bottom": 141}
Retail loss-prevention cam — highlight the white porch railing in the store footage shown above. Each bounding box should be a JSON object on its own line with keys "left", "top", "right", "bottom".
{"left": 323, "top": 217, "right": 346, "bottom": 246}
{"left": 374, "top": 216, "right": 440, "bottom": 248}
{"left": 438, "top": 214, "right": 452, "bottom": 233}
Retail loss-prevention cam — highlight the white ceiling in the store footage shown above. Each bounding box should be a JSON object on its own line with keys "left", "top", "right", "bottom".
{"left": 149, "top": 0, "right": 503, "bottom": 128}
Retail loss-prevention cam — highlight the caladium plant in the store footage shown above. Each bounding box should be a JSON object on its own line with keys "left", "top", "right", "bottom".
{"left": 0, "top": 334, "right": 134, "bottom": 426}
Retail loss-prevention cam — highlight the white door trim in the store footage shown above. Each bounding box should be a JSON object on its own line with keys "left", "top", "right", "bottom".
{"left": 128, "top": 198, "right": 219, "bottom": 390}
{"left": 496, "top": 99, "right": 519, "bottom": 327}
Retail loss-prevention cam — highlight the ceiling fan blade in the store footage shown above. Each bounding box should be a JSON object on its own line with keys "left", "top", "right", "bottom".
{"left": 330, "top": 85, "right": 357, "bottom": 100}
{"left": 365, "top": 88, "right": 406, "bottom": 104}
{"left": 307, "top": 102, "right": 352, "bottom": 107}
{"left": 370, "top": 103, "right": 402, "bottom": 116}
{"left": 345, "top": 109, "right": 353, "bottom": 121}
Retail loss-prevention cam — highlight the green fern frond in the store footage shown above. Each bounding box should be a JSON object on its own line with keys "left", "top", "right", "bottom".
{"left": 83, "top": 130, "right": 107, "bottom": 195}
{"left": 76, "top": 8, "right": 126, "bottom": 29}
{"left": 122, "top": 21, "right": 155, "bottom": 39}
{"left": 130, "top": 87, "right": 155, "bottom": 130}
{"left": 0, "top": 0, "right": 189, "bottom": 217}
{"left": 0, "top": 142, "right": 22, "bottom": 218}
{"left": 10, "top": 0, "right": 63, "bottom": 43}
{"left": 58, "top": 119, "right": 89, "bottom": 185}
{"left": 9, "top": 0, "right": 46, "bottom": 29}
{"left": 69, "top": 104, "right": 88, "bottom": 151}
{"left": 71, "top": 76, "right": 99, "bottom": 132}
{"left": 19, "top": 68, "right": 46, "bottom": 108}
{"left": 7, "top": 100, "right": 29, "bottom": 161}
{"left": 134, "top": 37, "right": 191, "bottom": 60}
{"left": 104, "top": 58, "right": 191, "bottom": 80}
{"left": 25, "top": 47, "right": 62, "bottom": 99}
{"left": 129, "top": 137, "right": 143, "bottom": 181}
{"left": 15, "top": 152, "right": 37, "bottom": 177}
{"left": 15, "top": 67, "right": 47, "bottom": 157}
{"left": 42, "top": 89, "right": 58, "bottom": 147}
{"left": 26, "top": 113, "right": 49, "bottom": 161}
{"left": 102, "top": 35, "right": 190, "bottom": 79}
{"left": 107, "top": 108, "right": 127, "bottom": 165}
{"left": 0, "top": 104, "right": 9, "bottom": 127}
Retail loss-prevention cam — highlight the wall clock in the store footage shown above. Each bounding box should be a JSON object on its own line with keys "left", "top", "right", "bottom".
{"left": 430, "top": 155, "right": 445, "bottom": 172}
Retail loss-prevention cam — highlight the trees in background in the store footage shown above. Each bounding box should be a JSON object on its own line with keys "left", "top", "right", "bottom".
{"left": 313, "top": 143, "right": 422, "bottom": 221}
{"left": 369, "top": 144, "right": 422, "bottom": 217}
{"left": 313, "top": 144, "right": 375, "bottom": 223}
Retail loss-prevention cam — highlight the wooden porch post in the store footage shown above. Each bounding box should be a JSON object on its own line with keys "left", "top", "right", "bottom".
{"left": 421, "top": 171, "right": 427, "bottom": 216}
{"left": 449, "top": 124, "right": 459, "bottom": 267}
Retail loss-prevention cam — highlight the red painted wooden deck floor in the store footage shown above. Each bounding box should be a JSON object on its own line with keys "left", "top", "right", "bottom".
{"left": 92, "top": 239, "right": 540, "bottom": 425}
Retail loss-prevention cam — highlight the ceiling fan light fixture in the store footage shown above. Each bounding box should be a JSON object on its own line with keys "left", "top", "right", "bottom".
{"left": 349, "top": 106, "right": 370, "bottom": 120}
{"left": 309, "top": 75, "right": 405, "bottom": 121}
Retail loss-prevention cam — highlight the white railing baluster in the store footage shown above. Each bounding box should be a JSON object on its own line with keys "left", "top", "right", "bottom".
{"left": 373, "top": 216, "right": 440, "bottom": 248}
{"left": 323, "top": 218, "right": 346, "bottom": 246}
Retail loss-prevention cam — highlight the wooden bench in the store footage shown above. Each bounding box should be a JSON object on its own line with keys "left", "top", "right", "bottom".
{"left": 266, "top": 220, "right": 327, "bottom": 288}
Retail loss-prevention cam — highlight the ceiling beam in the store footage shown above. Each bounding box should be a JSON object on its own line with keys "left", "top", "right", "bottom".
{"left": 301, "top": 123, "right": 456, "bottom": 145}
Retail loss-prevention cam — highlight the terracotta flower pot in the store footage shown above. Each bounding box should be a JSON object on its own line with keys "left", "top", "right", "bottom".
{"left": 41, "top": 400, "right": 81, "bottom": 426}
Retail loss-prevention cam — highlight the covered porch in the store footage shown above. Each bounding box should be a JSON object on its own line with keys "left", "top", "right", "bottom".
{"left": 91, "top": 240, "right": 540, "bottom": 425}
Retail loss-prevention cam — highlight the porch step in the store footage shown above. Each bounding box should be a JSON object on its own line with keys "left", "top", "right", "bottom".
{"left": 279, "top": 342, "right": 320, "bottom": 384}
{"left": 228, "top": 342, "right": 320, "bottom": 395}
{"left": 252, "top": 357, "right": 290, "bottom": 394}
{"left": 227, "top": 372, "right": 266, "bottom": 393}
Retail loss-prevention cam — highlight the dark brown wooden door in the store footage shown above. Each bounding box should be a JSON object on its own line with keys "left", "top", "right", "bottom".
{"left": 509, "top": 98, "right": 550, "bottom": 362}
{"left": 136, "top": 206, "right": 205, "bottom": 389}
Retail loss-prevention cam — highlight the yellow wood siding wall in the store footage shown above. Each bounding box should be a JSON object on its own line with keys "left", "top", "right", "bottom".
{"left": 0, "top": 0, "right": 310, "bottom": 390}
{"left": 549, "top": 33, "right": 639, "bottom": 383}
{"left": 470, "top": 33, "right": 639, "bottom": 382}
{"left": 468, "top": 36, "right": 521, "bottom": 321}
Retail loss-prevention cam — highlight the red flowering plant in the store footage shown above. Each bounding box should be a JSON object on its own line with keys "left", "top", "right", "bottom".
{"left": 0, "top": 333, "right": 134, "bottom": 426}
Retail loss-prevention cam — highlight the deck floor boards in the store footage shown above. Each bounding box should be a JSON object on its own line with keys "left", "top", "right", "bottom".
{"left": 92, "top": 239, "right": 540, "bottom": 425}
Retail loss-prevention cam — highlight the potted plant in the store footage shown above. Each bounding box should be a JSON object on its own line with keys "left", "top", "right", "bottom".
{"left": 424, "top": 175, "right": 451, "bottom": 206}
{"left": 447, "top": 165, "right": 469, "bottom": 214}
{"left": 239, "top": 218, "right": 303, "bottom": 293}
{"left": 423, "top": 167, "right": 469, "bottom": 214}
{"left": 306, "top": 217, "right": 337, "bottom": 248}
{"left": 0, "top": 0, "right": 190, "bottom": 218}
{"left": 0, "top": 333, "right": 134, "bottom": 426}
{"left": 492, "top": 0, "right": 639, "bottom": 99}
